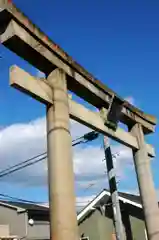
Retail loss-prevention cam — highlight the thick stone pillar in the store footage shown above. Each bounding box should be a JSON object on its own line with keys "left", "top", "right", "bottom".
{"left": 46, "top": 68, "right": 78, "bottom": 240}
{"left": 131, "top": 123, "right": 159, "bottom": 240}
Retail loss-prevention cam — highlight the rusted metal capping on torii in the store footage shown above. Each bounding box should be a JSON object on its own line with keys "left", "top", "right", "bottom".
{"left": 0, "top": 0, "right": 156, "bottom": 134}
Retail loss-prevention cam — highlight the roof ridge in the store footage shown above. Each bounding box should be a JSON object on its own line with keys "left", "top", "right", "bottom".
{"left": 77, "top": 189, "right": 142, "bottom": 222}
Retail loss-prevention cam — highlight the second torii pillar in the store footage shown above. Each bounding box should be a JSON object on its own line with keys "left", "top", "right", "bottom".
{"left": 131, "top": 124, "right": 159, "bottom": 240}
{"left": 46, "top": 69, "right": 78, "bottom": 240}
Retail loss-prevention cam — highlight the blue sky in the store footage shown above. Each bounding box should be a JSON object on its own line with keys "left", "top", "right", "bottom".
{"left": 0, "top": 0, "right": 159, "bottom": 204}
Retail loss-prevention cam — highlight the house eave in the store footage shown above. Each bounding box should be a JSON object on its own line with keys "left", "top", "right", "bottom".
{"left": 77, "top": 189, "right": 142, "bottom": 222}
{"left": 0, "top": 202, "right": 25, "bottom": 212}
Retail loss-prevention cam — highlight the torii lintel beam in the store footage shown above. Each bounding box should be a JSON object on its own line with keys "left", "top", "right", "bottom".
{"left": 10, "top": 65, "right": 155, "bottom": 158}
{"left": 0, "top": 1, "right": 156, "bottom": 134}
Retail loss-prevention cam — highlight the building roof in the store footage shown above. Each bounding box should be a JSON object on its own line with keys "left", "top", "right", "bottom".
{"left": 0, "top": 201, "right": 48, "bottom": 212}
{"left": 77, "top": 189, "right": 142, "bottom": 222}
{"left": 0, "top": 189, "right": 143, "bottom": 219}
{"left": 118, "top": 191, "right": 141, "bottom": 205}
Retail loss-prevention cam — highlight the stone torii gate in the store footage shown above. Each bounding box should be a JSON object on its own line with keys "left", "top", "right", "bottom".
{"left": 0, "top": 1, "right": 159, "bottom": 240}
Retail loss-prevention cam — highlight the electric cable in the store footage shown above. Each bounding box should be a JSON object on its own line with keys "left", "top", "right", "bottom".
{"left": 0, "top": 131, "right": 99, "bottom": 178}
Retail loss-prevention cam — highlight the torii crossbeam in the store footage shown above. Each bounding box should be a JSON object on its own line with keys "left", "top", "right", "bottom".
{"left": 1, "top": 1, "right": 159, "bottom": 239}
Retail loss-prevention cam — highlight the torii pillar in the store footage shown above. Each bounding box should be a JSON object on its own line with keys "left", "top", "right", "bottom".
{"left": 131, "top": 124, "right": 159, "bottom": 240}
{"left": 46, "top": 69, "right": 78, "bottom": 240}
{"left": 10, "top": 66, "right": 79, "bottom": 240}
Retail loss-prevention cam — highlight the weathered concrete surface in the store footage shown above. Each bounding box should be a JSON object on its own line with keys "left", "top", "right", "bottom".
{"left": 46, "top": 69, "right": 78, "bottom": 240}
{"left": 10, "top": 65, "right": 155, "bottom": 157}
{"left": 131, "top": 124, "right": 159, "bottom": 240}
{"left": 0, "top": 2, "right": 156, "bottom": 134}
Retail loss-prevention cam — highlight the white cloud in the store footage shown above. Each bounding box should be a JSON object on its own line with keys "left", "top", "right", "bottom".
{"left": 125, "top": 96, "right": 135, "bottom": 105}
{"left": 76, "top": 194, "right": 96, "bottom": 211}
{"left": 38, "top": 194, "right": 96, "bottom": 212}
{"left": 0, "top": 95, "right": 135, "bottom": 203}
{"left": 0, "top": 115, "right": 133, "bottom": 192}
{"left": 0, "top": 118, "right": 90, "bottom": 186}
{"left": 70, "top": 119, "right": 90, "bottom": 140}
{"left": 0, "top": 117, "right": 47, "bottom": 185}
{"left": 39, "top": 188, "right": 140, "bottom": 213}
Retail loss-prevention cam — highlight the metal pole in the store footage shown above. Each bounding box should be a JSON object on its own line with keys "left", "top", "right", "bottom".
{"left": 103, "top": 136, "right": 125, "bottom": 240}
{"left": 46, "top": 69, "right": 78, "bottom": 240}
{"left": 131, "top": 123, "right": 159, "bottom": 240}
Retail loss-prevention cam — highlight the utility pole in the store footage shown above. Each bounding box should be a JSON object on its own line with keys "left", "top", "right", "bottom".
{"left": 103, "top": 136, "right": 125, "bottom": 240}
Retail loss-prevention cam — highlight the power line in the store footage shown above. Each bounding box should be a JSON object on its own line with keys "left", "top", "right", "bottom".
{"left": 0, "top": 131, "right": 99, "bottom": 179}
{"left": 0, "top": 137, "right": 117, "bottom": 208}
{"left": 0, "top": 155, "right": 47, "bottom": 179}
{"left": 0, "top": 134, "right": 86, "bottom": 177}
{"left": 0, "top": 133, "right": 123, "bottom": 211}
{"left": 0, "top": 192, "right": 93, "bottom": 206}
{"left": 0, "top": 152, "right": 47, "bottom": 176}
{"left": 0, "top": 193, "right": 45, "bottom": 204}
